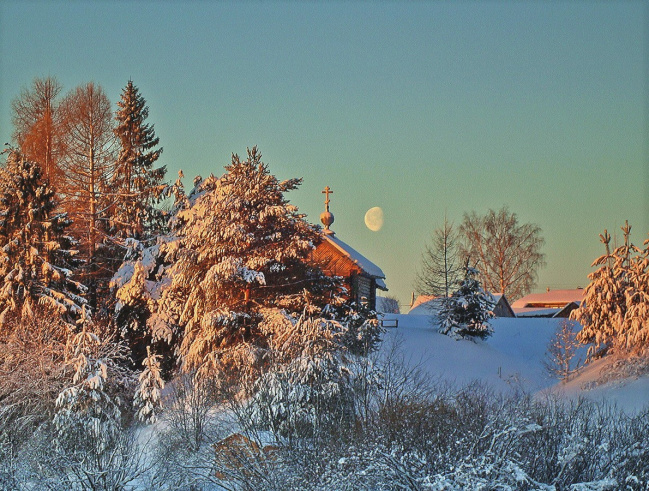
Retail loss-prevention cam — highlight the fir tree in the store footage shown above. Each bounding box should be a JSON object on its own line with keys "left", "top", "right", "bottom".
{"left": 113, "top": 147, "right": 338, "bottom": 382}
{"left": 53, "top": 317, "right": 122, "bottom": 457}
{"left": 0, "top": 149, "right": 86, "bottom": 324}
{"left": 438, "top": 264, "right": 495, "bottom": 340}
{"left": 133, "top": 345, "right": 165, "bottom": 424}
{"left": 573, "top": 222, "right": 649, "bottom": 357}
{"left": 110, "top": 80, "right": 166, "bottom": 243}
{"left": 573, "top": 230, "right": 627, "bottom": 356}
{"left": 168, "top": 147, "right": 333, "bottom": 380}
{"left": 249, "top": 310, "right": 357, "bottom": 438}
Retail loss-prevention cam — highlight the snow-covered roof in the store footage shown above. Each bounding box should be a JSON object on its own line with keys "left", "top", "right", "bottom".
{"left": 323, "top": 233, "right": 386, "bottom": 280}
{"left": 408, "top": 296, "right": 444, "bottom": 315}
{"left": 409, "top": 293, "right": 511, "bottom": 316}
{"left": 410, "top": 294, "right": 437, "bottom": 311}
{"left": 513, "top": 307, "right": 562, "bottom": 318}
{"left": 511, "top": 289, "right": 585, "bottom": 309}
{"left": 490, "top": 293, "right": 504, "bottom": 303}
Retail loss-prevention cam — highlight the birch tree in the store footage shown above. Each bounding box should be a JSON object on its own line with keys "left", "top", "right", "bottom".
{"left": 459, "top": 206, "right": 545, "bottom": 301}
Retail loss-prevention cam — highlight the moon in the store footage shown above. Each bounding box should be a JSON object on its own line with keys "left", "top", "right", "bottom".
{"left": 364, "top": 207, "right": 384, "bottom": 232}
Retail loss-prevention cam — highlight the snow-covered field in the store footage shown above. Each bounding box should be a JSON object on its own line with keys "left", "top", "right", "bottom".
{"left": 380, "top": 313, "right": 649, "bottom": 413}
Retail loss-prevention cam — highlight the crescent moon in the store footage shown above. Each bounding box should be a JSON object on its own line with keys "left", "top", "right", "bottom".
{"left": 364, "top": 207, "right": 384, "bottom": 232}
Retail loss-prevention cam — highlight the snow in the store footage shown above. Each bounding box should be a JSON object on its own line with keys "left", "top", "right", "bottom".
{"left": 324, "top": 233, "right": 386, "bottom": 280}
{"left": 555, "top": 354, "right": 649, "bottom": 413}
{"left": 379, "top": 313, "right": 649, "bottom": 412}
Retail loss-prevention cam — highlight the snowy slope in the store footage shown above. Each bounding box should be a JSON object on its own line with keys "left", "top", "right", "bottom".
{"left": 553, "top": 354, "right": 649, "bottom": 413}
{"left": 380, "top": 313, "right": 649, "bottom": 413}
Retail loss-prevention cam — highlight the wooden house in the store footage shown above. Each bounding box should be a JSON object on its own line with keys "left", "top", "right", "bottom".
{"left": 511, "top": 289, "right": 585, "bottom": 318}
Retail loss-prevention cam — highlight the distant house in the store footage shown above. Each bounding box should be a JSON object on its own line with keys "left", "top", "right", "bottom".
{"left": 511, "top": 289, "right": 585, "bottom": 318}
{"left": 311, "top": 187, "right": 387, "bottom": 310}
{"left": 408, "top": 295, "right": 441, "bottom": 315}
{"left": 407, "top": 292, "right": 515, "bottom": 318}
{"left": 490, "top": 293, "right": 516, "bottom": 318}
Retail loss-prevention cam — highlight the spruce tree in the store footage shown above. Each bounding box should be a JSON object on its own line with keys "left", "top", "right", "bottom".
{"left": 111, "top": 80, "right": 166, "bottom": 243}
{"left": 169, "top": 147, "right": 333, "bottom": 380}
{"left": 133, "top": 345, "right": 165, "bottom": 424}
{"left": 438, "top": 264, "right": 495, "bottom": 340}
{"left": 53, "top": 316, "right": 123, "bottom": 467}
{"left": 573, "top": 222, "right": 649, "bottom": 357}
{"left": 0, "top": 149, "right": 85, "bottom": 324}
{"left": 113, "top": 147, "right": 339, "bottom": 382}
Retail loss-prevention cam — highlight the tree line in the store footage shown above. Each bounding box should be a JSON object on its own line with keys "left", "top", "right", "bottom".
{"left": 415, "top": 208, "right": 546, "bottom": 302}
{"left": 8, "top": 77, "right": 167, "bottom": 310}
{"left": 1, "top": 76, "right": 386, "bottom": 485}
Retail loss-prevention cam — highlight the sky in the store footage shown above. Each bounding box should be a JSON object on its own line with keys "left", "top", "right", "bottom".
{"left": 1, "top": 1, "right": 647, "bottom": 307}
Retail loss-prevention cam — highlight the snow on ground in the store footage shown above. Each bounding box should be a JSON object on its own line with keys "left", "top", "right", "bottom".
{"left": 554, "top": 355, "right": 649, "bottom": 413}
{"left": 380, "top": 313, "right": 649, "bottom": 413}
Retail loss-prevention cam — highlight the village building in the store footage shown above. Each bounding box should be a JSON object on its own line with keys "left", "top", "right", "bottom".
{"left": 511, "top": 288, "right": 584, "bottom": 318}
{"left": 311, "top": 186, "right": 387, "bottom": 310}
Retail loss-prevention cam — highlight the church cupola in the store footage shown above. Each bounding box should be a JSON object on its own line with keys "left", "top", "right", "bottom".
{"left": 320, "top": 185, "right": 335, "bottom": 234}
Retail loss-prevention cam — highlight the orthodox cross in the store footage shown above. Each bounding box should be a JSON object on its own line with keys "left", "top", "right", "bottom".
{"left": 322, "top": 186, "right": 333, "bottom": 212}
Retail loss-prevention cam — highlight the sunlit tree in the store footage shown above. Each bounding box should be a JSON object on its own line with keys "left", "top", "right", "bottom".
{"left": 11, "top": 77, "right": 64, "bottom": 182}
{"left": 459, "top": 206, "right": 545, "bottom": 301}
{"left": 110, "top": 80, "right": 166, "bottom": 243}
{"left": 58, "top": 82, "right": 117, "bottom": 305}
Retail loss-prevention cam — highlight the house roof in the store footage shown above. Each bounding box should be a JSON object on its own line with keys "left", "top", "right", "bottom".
{"left": 323, "top": 233, "right": 386, "bottom": 280}
{"left": 513, "top": 307, "right": 562, "bottom": 318}
{"left": 511, "top": 289, "right": 585, "bottom": 309}
{"left": 408, "top": 296, "right": 444, "bottom": 315}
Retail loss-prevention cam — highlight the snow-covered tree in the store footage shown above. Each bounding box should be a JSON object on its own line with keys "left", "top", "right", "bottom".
{"left": 172, "top": 149, "right": 339, "bottom": 380}
{"left": 0, "top": 149, "right": 86, "bottom": 324}
{"left": 247, "top": 310, "right": 357, "bottom": 438}
{"left": 573, "top": 222, "right": 649, "bottom": 357}
{"left": 113, "top": 147, "right": 338, "bottom": 382}
{"left": 110, "top": 80, "right": 166, "bottom": 243}
{"left": 53, "top": 317, "right": 122, "bottom": 457}
{"left": 438, "top": 265, "right": 494, "bottom": 339}
{"left": 133, "top": 345, "right": 165, "bottom": 424}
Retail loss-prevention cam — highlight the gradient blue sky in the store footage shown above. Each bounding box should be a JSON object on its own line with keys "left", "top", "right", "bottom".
{"left": 1, "top": 1, "right": 647, "bottom": 306}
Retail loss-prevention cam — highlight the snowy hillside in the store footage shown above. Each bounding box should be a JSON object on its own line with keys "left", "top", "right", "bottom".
{"left": 380, "top": 313, "right": 649, "bottom": 413}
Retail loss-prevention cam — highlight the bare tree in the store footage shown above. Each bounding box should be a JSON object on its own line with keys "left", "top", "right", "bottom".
{"left": 415, "top": 215, "right": 461, "bottom": 297}
{"left": 459, "top": 206, "right": 545, "bottom": 301}
{"left": 544, "top": 319, "right": 582, "bottom": 382}
{"left": 377, "top": 295, "right": 400, "bottom": 314}
{"left": 58, "top": 82, "right": 117, "bottom": 303}
{"left": 11, "top": 77, "right": 64, "bottom": 182}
